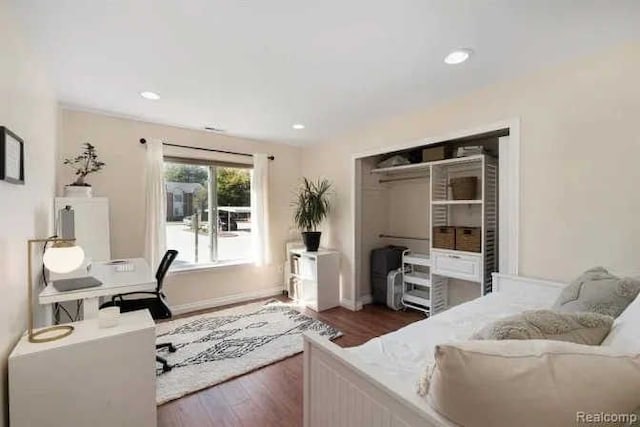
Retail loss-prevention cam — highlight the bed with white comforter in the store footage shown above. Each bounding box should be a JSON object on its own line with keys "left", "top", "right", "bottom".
{"left": 302, "top": 273, "right": 567, "bottom": 427}
{"left": 344, "top": 284, "right": 562, "bottom": 404}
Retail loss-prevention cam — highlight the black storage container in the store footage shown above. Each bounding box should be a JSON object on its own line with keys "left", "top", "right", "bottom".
{"left": 370, "top": 246, "right": 406, "bottom": 304}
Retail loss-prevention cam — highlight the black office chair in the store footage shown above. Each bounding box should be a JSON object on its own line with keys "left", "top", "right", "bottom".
{"left": 100, "top": 249, "right": 178, "bottom": 372}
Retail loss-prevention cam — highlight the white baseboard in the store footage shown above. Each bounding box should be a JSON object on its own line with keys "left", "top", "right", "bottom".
{"left": 340, "top": 298, "right": 361, "bottom": 311}
{"left": 340, "top": 294, "right": 373, "bottom": 311}
{"left": 359, "top": 294, "right": 373, "bottom": 305}
{"left": 339, "top": 294, "right": 373, "bottom": 311}
{"left": 171, "top": 286, "right": 284, "bottom": 316}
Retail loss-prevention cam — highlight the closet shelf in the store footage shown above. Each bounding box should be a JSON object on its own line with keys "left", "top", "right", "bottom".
{"left": 379, "top": 234, "right": 429, "bottom": 241}
{"left": 403, "top": 253, "right": 431, "bottom": 267}
{"left": 404, "top": 272, "right": 431, "bottom": 287}
{"left": 370, "top": 162, "right": 431, "bottom": 175}
{"left": 402, "top": 289, "right": 430, "bottom": 306}
{"left": 371, "top": 154, "right": 486, "bottom": 176}
{"left": 432, "top": 200, "right": 482, "bottom": 205}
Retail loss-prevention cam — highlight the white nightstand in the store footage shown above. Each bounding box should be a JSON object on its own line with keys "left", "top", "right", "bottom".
{"left": 288, "top": 248, "right": 340, "bottom": 312}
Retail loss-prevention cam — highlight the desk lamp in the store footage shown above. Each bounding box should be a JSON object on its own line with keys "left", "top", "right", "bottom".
{"left": 27, "top": 238, "right": 84, "bottom": 343}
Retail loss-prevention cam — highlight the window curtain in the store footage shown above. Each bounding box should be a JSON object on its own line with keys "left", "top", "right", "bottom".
{"left": 251, "top": 153, "right": 271, "bottom": 266}
{"left": 144, "top": 139, "right": 167, "bottom": 269}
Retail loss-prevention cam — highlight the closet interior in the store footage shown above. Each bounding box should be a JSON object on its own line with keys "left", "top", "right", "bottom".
{"left": 359, "top": 132, "right": 505, "bottom": 315}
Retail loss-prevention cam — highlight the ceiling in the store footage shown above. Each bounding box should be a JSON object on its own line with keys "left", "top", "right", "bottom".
{"left": 9, "top": 1, "right": 640, "bottom": 145}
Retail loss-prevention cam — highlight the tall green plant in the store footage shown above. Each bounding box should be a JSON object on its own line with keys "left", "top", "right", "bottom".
{"left": 293, "top": 178, "right": 332, "bottom": 232}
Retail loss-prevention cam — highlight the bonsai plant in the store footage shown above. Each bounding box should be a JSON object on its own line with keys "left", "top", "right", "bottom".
{"left": 293, "top": 177, "right": 332, "bottom": 252}
{"left": 63, "top": 143, "right": 105, "bottom": 197}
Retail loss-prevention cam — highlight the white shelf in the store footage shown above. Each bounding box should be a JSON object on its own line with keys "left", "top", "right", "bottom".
{"left": 430, "top": 154, "right": 497, "bottom": 296}
{"left": 371, "top": 154, "right": 486, "bottom": 175}
{"left": 403, "top": 253, "right": 430, "bottom": 267}
{"left": 290, "top": 248, "right": 340, "bottom": 258}
{"left": 432, "top": 200, "right": 482, "bottom": 205}
{"left": 431, "top": 248, "right": 482, "bottom": 257}
{"left": 402, "top": 289, "right": 430, "bottom": 306}
{"left": 404, "top": 272, "right": 431, "bottom": 287}
{"left": 429, "top": 154, "right": 485, "bottom": 166}
{"left": 371, "top": 162, "right": 431, "bottom": 175}
{"left": 288, "top": 248, "right": 340, "bottom": 312}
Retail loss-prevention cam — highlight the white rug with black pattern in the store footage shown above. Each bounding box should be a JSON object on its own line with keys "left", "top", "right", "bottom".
{"left": 155, "top": 299, "right": 342, "bottom": 405}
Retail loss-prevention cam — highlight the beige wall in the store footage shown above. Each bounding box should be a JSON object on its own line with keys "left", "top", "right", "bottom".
{"left": 302, "top": 43, "right": 640, "bottom": 301}
{"left": 58, "top": 110, "right": 302, "bottom": 308}
{"left": 0, "top": 1, "right": 58, "bottom": 425}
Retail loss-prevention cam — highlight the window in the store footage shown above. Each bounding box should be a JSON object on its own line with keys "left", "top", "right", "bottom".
{"left": 164, "top": 160, "right": 253, "bottom": 269}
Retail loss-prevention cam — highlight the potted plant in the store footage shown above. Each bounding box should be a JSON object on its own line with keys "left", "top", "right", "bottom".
{"left": 63, "top": 143, "right": 106, "bottom": 197}
{"left": 293, "top": 177, "right": 332, "bottom": 252}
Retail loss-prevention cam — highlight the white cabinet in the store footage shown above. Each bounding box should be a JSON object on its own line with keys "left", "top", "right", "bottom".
{"left": 9, "top": 310, "right": 157, "bottom": 427}
{"left": 288, "top": 248, "right": 340, "bottom": 312}
{"left": 54, "top": 197, "right": 111, "bottom": 261}
{"left": 432, "top": 249, "right": 482, "bottom": 282}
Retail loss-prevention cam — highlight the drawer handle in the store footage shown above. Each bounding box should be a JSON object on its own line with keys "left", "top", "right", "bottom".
{"left": 448, "top": 255, "right": 461, "bottom": 259}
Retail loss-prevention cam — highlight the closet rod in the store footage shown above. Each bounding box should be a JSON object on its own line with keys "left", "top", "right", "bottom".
{"left": 139, "top": 138, "right": 275, "bottom": 160}
{"left": 378, "top": 175, "right": 429, "bottom": 183}
{"left": 379, "top": 234, "right": 430, "bottom": 241}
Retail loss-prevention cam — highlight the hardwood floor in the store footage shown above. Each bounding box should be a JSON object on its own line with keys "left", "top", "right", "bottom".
{"left": 157, "top": 298, "right": 423, "bottom": 427}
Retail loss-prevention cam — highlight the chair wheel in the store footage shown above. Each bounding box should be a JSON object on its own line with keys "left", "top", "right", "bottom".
{"left": 168, "top": 344, "right": 177, "bottom": 353}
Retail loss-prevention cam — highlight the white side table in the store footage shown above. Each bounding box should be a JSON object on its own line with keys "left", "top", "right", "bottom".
{"left": 288, "top": 248, "right": 340, "bottom": 311}
{"left": 9, "top": 310, "right": 157, "bottom": 427}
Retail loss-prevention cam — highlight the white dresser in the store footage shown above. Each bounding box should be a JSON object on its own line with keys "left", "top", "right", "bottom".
{"left": 9, "top": 310, "right": 157, "bottom": 427}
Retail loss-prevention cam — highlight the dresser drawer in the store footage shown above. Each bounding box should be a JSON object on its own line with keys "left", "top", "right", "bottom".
{"left": 432, "top": 250, "right": 482, "bottom": 282}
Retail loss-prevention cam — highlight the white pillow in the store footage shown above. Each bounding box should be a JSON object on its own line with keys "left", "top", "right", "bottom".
{"left": 602, "top": 293, "right": 640, "bottom": 352}
{"left": 422, "top": 340, "right": 640, "bottom": 427}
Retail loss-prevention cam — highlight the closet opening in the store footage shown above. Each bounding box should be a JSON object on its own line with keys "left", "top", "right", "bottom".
{"left": 354, "top": 126, "right": 517, "bottom": 315}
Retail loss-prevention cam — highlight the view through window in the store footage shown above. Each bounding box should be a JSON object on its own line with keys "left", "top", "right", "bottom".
{"left": 164, "top": 160, "right": 252, "bottom": 268}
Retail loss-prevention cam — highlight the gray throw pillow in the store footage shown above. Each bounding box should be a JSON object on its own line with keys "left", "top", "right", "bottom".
{"left": 553, "top": 267, "right": 640, "bottom": 318}
{"left": 471, "top": 310, "right": 614, "bottom": 345}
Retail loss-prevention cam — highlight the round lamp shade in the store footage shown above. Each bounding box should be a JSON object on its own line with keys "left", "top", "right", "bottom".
{"left": 43, "top": 245, "right": 85, "bottom": 273}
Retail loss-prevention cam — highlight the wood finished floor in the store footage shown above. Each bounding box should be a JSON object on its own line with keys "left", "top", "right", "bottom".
{"left": 157, "top": 298, "right": 423, "bottom": 427}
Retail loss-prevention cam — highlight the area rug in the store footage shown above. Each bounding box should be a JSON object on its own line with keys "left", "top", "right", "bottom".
{"left": 155, "top": 299, "right": 342, "bottom": 404}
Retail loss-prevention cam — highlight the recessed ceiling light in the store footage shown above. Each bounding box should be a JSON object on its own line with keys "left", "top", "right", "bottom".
{"left": 140, "top": 91, "right": 160, "bottom": 100}
{"left": 292, "top": 124, "right": 305, "bottom": 130}
{"left": 444, "top": 49, "right": 473, "bottom": 65}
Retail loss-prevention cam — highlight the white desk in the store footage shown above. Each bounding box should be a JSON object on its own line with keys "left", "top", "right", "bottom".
{"left": 9, "top": 310, "right": 157, "bottom": 427}
{"left": 39, "top": 257, "right": 156, "bottom": 320}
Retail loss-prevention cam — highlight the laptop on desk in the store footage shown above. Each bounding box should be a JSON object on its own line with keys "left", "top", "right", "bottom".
{"left": 52, "top": 276, "right": 103, "bottom": 292}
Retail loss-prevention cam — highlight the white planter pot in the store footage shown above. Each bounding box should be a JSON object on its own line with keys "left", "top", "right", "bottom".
{"left": 64, "top": 185, "right": 93, "bottom": 198}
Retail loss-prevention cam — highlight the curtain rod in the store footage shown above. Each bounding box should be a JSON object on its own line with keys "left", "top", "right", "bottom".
{"left": 139, "top": 138, "right": 275, "bottom": 160}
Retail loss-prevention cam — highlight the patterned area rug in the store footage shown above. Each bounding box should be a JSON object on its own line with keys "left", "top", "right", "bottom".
{"left": 155, "top": 299, "right": 342, "bottom": 405}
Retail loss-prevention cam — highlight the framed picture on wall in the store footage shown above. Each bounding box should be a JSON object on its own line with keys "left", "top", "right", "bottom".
{"left": 0, "top": 126, "right": 25, "bottom": 185}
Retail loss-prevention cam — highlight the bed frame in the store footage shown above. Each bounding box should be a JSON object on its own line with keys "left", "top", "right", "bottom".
{"left": 303, "top": 273, "right": 566, "bottom": 427}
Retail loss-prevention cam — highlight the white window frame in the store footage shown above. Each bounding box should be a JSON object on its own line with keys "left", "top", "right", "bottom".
{"left": 163, "top": 158, "right": 253, "bottom": 271}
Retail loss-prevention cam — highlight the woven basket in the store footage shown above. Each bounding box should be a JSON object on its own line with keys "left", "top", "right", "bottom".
{"left": 433, "top": 226, "right": 456, "bottom": 250}
{"left": 450, "top": 177, "right": 478, "bottom": 200}
{"left": 455, "top": 227, "right": 481, "bottom": 252}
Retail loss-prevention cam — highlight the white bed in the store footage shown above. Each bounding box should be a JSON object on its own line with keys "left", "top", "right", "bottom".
{"left": 302, "top": 273, "right": 567, "bottom": 427}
